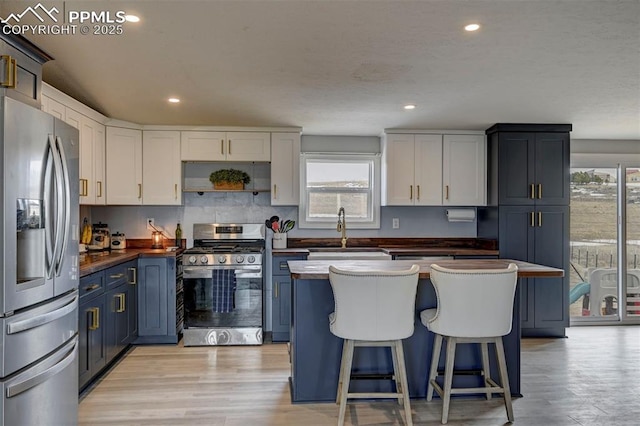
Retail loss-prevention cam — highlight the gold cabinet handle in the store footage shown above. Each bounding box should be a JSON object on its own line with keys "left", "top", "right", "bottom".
{"left": 274, "top": 282, "right": 279, "bottom": 298}
{"left": 530, "top": 211, "right": 535, "bottom": 227}
{"left": 228, "top": 140, "right": 232, "bottom": 155}
{"left": 84, "top": 283, "right": 100, "bottom": 291}
{"left": 220, "top": 139, "right": 224, "bottom": 155}
{"left": 174, "top": 183, "right": 178, "bottom": 199}
{"left": 273, "top": 184, "right": 277, "bottom": 199}
{"left": 128, "top": 267, "right": 137, "bottom": 284}
{"left": 80, "top": 179, "right": 89, "bottom": 196}
{"left": 530, "top": 184, "right": 535, "bottom": 199}
{"left": 409, "top": 185, "right": 413, "bottom": 200}
{"left": 97, "top": 181, "right": 102, "bottom": 198}
{"left": 417, "top": 185, "right": 420, "bottom": 201}
{"left": 445, "top": 185, "right": 449, "bottom": 200}
{"left": 116, "top": 294, "right": 126, "bottom": 313}
{"left": 110, "top": 273, "right": 125, "bottom": 279}
{"left": 538, "top": 211, "right": 542, "bottom": 227}
{"left": 1, "top": 55, "right": 16, "bottom": 88}
{"left": 89, "top": 307, "right": 100, "bottom": 330}
{"left": 138, "top": 183, "right": 142, "bottom": 199}
{"left": 538, "top": 184, "right": 542, "bottom": 199}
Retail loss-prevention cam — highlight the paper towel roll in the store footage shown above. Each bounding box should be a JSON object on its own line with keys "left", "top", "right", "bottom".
{"left": 446, "top": 208, "right": 476, "bottom": 222}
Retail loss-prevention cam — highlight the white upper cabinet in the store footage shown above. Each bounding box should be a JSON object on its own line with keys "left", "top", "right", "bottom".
{"left": 106, "top": 127, "right": 143, "bottom": 205}
{"left": 382, "top": 133, "right": 443, "bottom": 206}
{"left": 270, "top": 132, "right": 301, "bottom": 205}
{"left": 42, "top": 94, "right": 106, "bottom": 205}
{"left": 142, "top": 131, "right": 182, "bottom": 205}
{"left": 383, "top": 131, "right": 486, "bottom": 206}
{"left": 442, "top": 134, "right": 486, "bottom": 206}
{"left": 181, "top": 131, "right": 270, "bottom": 162}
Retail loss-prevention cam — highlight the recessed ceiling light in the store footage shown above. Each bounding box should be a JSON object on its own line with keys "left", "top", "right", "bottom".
{"left": 404, "top": 104, "right": 416, "bottom": 110}
{"left": 465, "top": 23, "right": 480, "bottom": 32}
{"left": 125, "top": 15, "right": 140, "bottom": 23}
{"left": 168, "top": 98, "right": 180, "bottom": 104}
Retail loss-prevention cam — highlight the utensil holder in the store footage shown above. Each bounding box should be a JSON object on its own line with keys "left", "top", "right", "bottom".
{"left": 273, "top": 233, "right": 287, "bottom": 249}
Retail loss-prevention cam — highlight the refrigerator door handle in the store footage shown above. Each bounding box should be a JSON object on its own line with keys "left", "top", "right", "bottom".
{"left": 43, "top": 136, "right": 55, "bottom": 279}
{"left": 5, "top": 337, "right": 78, "bottom": 398}
{"left": 54, "top": 136, "right": 71, "bottom": 276}
{"left": 48, "top": 135, "right": 64, "bottom": 277}
{"left": 6, "top": 292, "right": 78, "bottom": 335}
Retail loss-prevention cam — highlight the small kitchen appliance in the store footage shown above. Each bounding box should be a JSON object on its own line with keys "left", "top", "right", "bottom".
{"left": 111, "top": 232, "right": 126, "bottom": 250}
{"left": 182, "top": 223, "right": 265, "bottom": 346}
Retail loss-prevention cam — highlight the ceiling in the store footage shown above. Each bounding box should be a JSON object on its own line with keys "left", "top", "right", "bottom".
{"left": 3, "top": 0, "right": 639, "bottom": 139}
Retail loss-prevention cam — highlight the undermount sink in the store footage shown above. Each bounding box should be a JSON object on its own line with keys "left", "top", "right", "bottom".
{"left": 306, "top": 249, "right": 391, "bottom": 260}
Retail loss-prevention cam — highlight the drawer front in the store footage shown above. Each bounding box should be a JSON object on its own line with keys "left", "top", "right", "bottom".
{"left": 1, "top": 291, "right": 78, "bottom": 377}
{"left": 80, "top": 272, "right": 104, "bottom": 299}
{"left": 105, "top": 261, "right": 133, "bottom": 288}
{"left": 272, "top": 256, "right": 305, "bottom": 275}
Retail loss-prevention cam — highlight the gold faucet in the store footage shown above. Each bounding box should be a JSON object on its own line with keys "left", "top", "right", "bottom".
{"left": 337, "top": 207, "right": 347, "bottom": 248}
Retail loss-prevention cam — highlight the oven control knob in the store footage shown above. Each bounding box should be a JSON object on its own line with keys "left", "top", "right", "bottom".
{"left": 188, "top": 256, "right": 197, "bottom": 264}
{"left": 248, "top": 256, "right": 256, "bottom": 263}
{"left": 235, "top": 256, "right": 245, "bottom": 264}
{"left": 218, "top": 256, "right": 227, "bottom": 263}
{"left": 200, "top": 256, "right": 209, "bottom": 264}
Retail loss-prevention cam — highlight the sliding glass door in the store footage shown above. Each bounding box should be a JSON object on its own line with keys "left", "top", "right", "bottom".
{"left": 570, "top": 164, "right": 640, "bottom": 324}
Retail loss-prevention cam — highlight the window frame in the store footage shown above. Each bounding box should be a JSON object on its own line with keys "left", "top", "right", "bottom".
{"left": 298, "top": 153, "right": 381, "bottom": 229}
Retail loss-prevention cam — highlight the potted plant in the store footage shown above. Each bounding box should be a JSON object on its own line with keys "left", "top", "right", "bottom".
{"left": 209, "top": 168, "right": 251, "bottom": 190}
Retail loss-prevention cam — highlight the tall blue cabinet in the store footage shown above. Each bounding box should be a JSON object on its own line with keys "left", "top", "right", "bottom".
{"left": 479, "top": 124, "right": 572, "bottom": 337}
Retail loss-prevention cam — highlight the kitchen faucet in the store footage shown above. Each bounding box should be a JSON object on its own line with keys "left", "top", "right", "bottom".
{"left": 337, "top": 207, "right": 347, "bottom": 248}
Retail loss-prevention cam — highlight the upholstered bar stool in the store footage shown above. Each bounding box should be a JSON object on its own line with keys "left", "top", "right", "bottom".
{"left": 420, "top": 263, "right": 518, "bottom": 424}
{"left": 328, "top": 264, "right": 420, "bottom": 426}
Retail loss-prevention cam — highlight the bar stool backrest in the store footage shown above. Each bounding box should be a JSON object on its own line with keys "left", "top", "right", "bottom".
{"left": 328, "top": 265, "right": 420, "bottom": 341}
{"left": 426, "top": 263, "right": 518, "bottom": 338}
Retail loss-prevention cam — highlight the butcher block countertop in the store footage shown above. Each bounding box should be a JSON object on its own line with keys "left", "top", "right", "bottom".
{"left": 79, "top": 248, "right": 183, "bottom": 277}
{"left": 288, "top": 259, "right": 564, "bottom": 280}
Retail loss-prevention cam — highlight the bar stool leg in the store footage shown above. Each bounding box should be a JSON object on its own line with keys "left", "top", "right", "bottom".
{"left": 390, "top": 340, "right": 402, "bottom": 405}
{"left": 441, "top": 337, "right": 457, "bottom": 424}
{"left": 338, "top": 339, "right": 354, "bottom": 426}
{"left": 427, "top": 334, "right": 443, "bottom": 401}
{"left": 336, "top": 340, "right": 348, "bottom": 404}
{"left": 394, "top": 340, "right": 413, "bottom": 426}
{"left": 495, "top": 337, "right": 514, "bottom": 422}
{"left": 480, "top": 342, "right": 492, "bottom": 400}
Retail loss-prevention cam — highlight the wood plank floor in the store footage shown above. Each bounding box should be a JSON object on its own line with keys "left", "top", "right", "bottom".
{"left": 79, "top": 326, "right": 640, "bottom": 425}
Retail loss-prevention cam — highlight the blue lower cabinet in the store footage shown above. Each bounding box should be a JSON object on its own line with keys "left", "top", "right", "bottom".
{"left": 136, "top": 257, "right": 179, "bottom": 344}
{"left": 272, "top": 255, "right": 305, "bottom": 342}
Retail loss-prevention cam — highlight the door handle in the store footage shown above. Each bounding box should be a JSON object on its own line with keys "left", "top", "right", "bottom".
{"left": 273, "top": 184, "right": 277, "bottom": 199}
{"left": 530, "top": 184, "right": 535, "bottom": 199}
{"left": 175, "top": 183, "right": 178, "bottom": 199}
{"left": 530, "top": 211, "right": 535, "bottom": 227}
{"left": 274, "top": 282, "right": 279, "bottom": 298}
{"left": 89, "top": 307, "right": 100, "bottom": 330}
{"left": 445, "top": 185, "right": 449, "bottom": 200}
{"left": 228, "top": 140, "right": 232, "bottom": 155}
{"left": 138, "top": 183, "right": 142, "bottom": 199}
{"left": 538, "top": 184, "right": 542, "bottom": 199}
{"left": 538, "top": 211, "right": 542, "bottom": 227}
{"left": 117, "top": 294, "right": 126, "bottom": 313}
{"left": 0, "top": 55, "right": 17, "bottom": 88}
{"left": 417, "top": 185, "right": 420, "bottom": 201}
{"left": 97, "top": 181, "right": 103, "bottom": 198}
{"left": 109, "top": 273, "right": 125, "bottom": 279}
{"left": 7, "top": 292, "right": 78, "bottom": 334}
{"left": 128, "top": 267, "right": 137, "bottom": 284}
{"left": 409, "top": 185, "right": 413, "bottom": 200}
{"left": 220, "top": 139, "right": 224, "bottom": 155}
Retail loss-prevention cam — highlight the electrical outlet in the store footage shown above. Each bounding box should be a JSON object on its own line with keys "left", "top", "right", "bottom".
{"left": 392, "top": 218, "right": 400, "bottom": 229}
{"left": 146, "top": 218, "right": 155, "bottom": 230}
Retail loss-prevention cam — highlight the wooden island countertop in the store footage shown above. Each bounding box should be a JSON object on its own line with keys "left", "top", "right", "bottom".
{"left": 288, "top": 258, "right": 564, "bottom": 280}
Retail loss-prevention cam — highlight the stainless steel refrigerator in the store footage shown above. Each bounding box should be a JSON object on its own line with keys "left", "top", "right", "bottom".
{"left": 0, "top": 96, "right": 79, "bottom": 425}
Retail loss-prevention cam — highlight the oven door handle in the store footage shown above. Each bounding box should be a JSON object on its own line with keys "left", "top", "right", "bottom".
{"left": 234, "top": 272, "right": 263, "bottom": 279}
{"left": 183, "top": 269, "right": 214, "bottom": 279}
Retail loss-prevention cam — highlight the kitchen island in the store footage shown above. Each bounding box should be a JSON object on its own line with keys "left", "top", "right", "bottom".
{"left": 287, "top": 259, "right": 563, "bottom": 403}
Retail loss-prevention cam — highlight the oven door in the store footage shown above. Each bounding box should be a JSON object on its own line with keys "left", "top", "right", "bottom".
{"left": 183, "top": 265, "right": 262, "bottom": 329}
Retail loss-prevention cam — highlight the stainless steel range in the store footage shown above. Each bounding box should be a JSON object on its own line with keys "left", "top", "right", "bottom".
{"left": 182, "top": 223, "right": 265, "bottom": 346}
